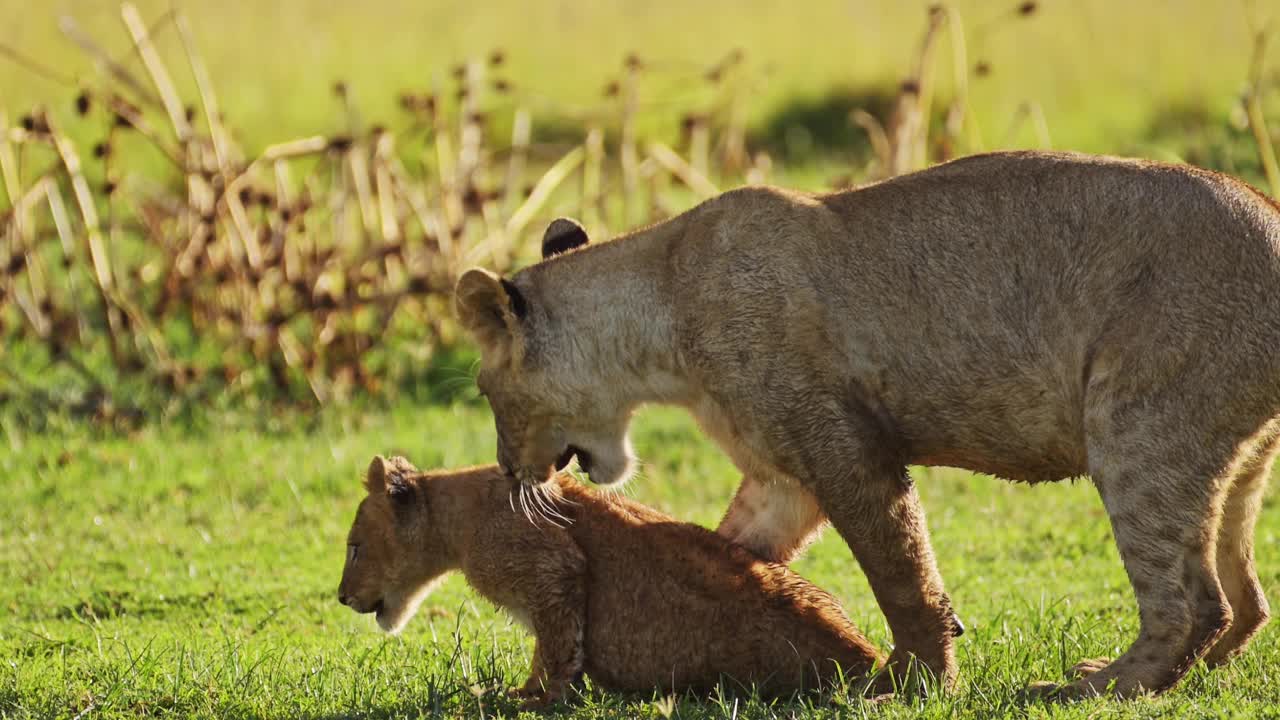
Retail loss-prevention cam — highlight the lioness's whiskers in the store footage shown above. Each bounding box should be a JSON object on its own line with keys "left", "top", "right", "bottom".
{"left": 531, "top": 483, "right": 568, "bottom": 528}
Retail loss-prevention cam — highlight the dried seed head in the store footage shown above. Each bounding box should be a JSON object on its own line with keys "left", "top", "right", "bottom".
{"left": 489, "top": 49, "right": 506, "bottom": 67}
{"left": 624, "top": 52, "right": 643, "bottom": 71}
{"left": 452, "top": 64, "right": 467, "bottom": 81}
{"left": 603, "top": 80, "right": 621, "bottom": 98}
{"left": 680, "top": 113, "right": 708, "bottom": 135}
{"left": 1017, "top": 1, "right": 1037, "bottom": 16}
{"left": 407, "top": 274, "right": 432, "bottom": 294}
{"left": 75, "top": 92, "right": 92, "bottom": 116}
{"left": 333, "top": 81, "right": 349, "bottom": 98}
{"left": 399, "top": 93, "right": 427, "bottom": 112}
{"left": 492, "top": 78, "right": 511, "bottom": 94}
{"left": 238, "top": 187, "right": 253, "bottom": 205}
{"left": 900, "top": 80, "right": 921, "bottom": 96}
{"left": 93, "top": 141, "right": 111, "bottom": 159}
{"left": 103, "top": 180, "right": 118, "bottom": 195}
{"left": 975, "top": 60, "right": 992, "bottom": 77}
{"left": 327, "top": 135, "right": 354, "bottom": 153}
{"left": 185, "top": 105, "right": 197, "bottom": 124}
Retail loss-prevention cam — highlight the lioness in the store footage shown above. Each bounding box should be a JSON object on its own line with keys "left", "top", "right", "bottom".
{"left": 455, "top": 150, "right": 1280, "bottom": 699}
{"left": 338, "top": 456, "right": 884, "bottom": 708}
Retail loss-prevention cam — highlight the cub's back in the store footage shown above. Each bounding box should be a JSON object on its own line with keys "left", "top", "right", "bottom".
{"left": 556, "top": 480, "right": 881, "bottom": 692}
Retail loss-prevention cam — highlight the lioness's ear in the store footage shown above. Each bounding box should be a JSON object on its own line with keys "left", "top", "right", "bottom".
{"left": 541, "top": 217, "right": 589, "bottom": 259}
{"left": 455, "top": 268, "right": 527, "bottom": 360}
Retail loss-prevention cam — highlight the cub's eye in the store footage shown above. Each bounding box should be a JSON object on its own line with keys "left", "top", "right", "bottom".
{"left": 347, "top": 544, "right": 359, "bottom": 564}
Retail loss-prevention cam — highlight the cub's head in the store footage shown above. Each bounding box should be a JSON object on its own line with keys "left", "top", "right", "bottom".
{"left": 456, "top": 218, "right": 635, "bottom": 488}
{"left": 338, "top": 455, "right": 452, "bottom": 634}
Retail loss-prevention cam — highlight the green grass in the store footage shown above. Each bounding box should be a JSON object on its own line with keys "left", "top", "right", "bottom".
{"left": 3, "top": 2, "right": 1280, "bottom": 717}
{"left": 2, "top": 402, "right": 1278, "bottom": 719}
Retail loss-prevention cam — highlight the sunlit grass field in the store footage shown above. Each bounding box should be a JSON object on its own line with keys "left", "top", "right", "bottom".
{"left": 3, "top": 1, "right": 1280, "bottom": 718}
{"left": 2, "top": 402, "right": 1278, "bottom": 718}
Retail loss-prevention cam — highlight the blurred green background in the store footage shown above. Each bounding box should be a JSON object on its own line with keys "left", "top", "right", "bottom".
{"left": 1, "top": 1, "right": 1270, "bottom": 167}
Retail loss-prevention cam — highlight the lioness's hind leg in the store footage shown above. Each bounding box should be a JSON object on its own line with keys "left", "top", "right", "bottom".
{"left": 1037, "top": 424, "right": 1243, "bottom": 699}
{"left": 1204, "top": 421, "right": 1278, "bottom": 666}
{"left": 717, "top": 472, "right": 826, "bottom": 563}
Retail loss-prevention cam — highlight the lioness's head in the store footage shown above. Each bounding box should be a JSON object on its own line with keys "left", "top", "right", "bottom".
{"left": 338, "top": 456, "right": 453, "bottom": 634}
{"left": 456, "top": 218, "right": 637, "bottom": 487}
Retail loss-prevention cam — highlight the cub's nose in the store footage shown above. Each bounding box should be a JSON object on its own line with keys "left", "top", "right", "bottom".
{"left": 338, "top": 593, "right": 354, "bottom": 607}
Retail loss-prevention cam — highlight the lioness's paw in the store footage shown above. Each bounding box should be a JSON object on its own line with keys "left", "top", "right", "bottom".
{"left": 1067, "top": 657, "right": 1111, "bottom": 680}
{"left": 1019, "top": 678, "right": 1108, "bottom": 703}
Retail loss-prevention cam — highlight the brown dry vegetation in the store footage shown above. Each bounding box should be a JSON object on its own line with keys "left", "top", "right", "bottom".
{"left": 1, "top": 2, "right": 1277, "bottom": 419}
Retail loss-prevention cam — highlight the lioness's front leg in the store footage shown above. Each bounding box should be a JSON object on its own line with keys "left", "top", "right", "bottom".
{"left": 802, "top": 432, "right": 957, "bottom": 691}
{"left": 717, "top": 472, "right": 826, "bottom": 563}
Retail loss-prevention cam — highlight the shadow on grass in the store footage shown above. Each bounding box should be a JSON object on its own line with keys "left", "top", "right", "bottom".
{"left": 749, "top": 85, "right": 898, "bottom": 165}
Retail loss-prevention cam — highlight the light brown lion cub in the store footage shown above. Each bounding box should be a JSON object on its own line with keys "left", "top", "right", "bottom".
{"left": 337, "top": 456, "right": 883, "bottom": 707}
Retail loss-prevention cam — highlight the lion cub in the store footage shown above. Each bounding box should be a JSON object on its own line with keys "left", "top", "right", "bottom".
{"left": 338, "top": 456, "right": 883, "bottom": 706}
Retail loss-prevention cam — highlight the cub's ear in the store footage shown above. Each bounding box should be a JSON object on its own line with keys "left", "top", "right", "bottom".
{"left": 455, "top": 268, "right": 527, "bottom": 360}
{"left": 365, "top": 455, "right": 414, "bottom": 502}
{"left": 364, "top": 455, "right": 391, "bottom": 494}
{"left": 541, "top": 217, "right": 589, "bottom": 259}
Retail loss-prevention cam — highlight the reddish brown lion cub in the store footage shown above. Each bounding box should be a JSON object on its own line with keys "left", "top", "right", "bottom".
{"left": 337, "top": 456, "right": 883, "bottom": 707}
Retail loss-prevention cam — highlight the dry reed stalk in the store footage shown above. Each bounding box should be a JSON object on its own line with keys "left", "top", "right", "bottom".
{"left": 121, "top": 2, "right": 192, "bottom": 142}
{"left": 940, "top": 6, "right": 982, "bottom": 155}
{"left": 42, "top": 181, "right": 89, "bottom": 341}
{"left": 647, "top": 141, "right": 719, "bottom": 199}
{"left": 174, "top": 11, "right": 232, "bottom": 172}
{"left": 504, "top": 107, "right": 531, "bottom": 211}
{"left": 582, "top": 127, "right": 605, "bottom": 238}
{"left": 1246, "top": 28, "right": 1280, "bottom": 197}
{"left": 907, "top": 7, "right": 946, "bottom": 171}
{"left": 58, "top": 15, "right": 160, "bottom": 108}
{"left": 688, "top": 116, "right": 710, "bottom": 178}
{"left": 505, "top": 145, "right": 585, "bottom": 238}
{"left": 0, "top": 111, "right": 25, "bottom": 233}
{"left": 49, "top": 121, "right": 112, "bottom": 293}
{"left": 373, "top": 131, "right": 401, "bottom": 244}
{"left": 619, "top": 60, "right": 641, "bottom": 226}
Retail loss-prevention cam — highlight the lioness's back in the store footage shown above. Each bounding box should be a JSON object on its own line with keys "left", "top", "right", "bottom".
{"left": 668, "top": 151, "right": 1280, "bottom": 483}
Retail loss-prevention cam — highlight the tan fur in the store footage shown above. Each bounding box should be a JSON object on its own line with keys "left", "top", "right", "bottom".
{"left": 338, "top": 457, "right": 884, "bottom": 708}
{"left": 456, "top": 150, "right": 1280, "bottom": 699}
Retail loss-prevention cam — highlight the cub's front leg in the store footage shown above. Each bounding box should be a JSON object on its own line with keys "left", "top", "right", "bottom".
{"left": 471, "top": 518, "right": 588, "bottom": 709}
{"left": 717, "top": 471, "right": 827, "bottom": 563}
{"left": 513, "top": 562, "right": 586, "bottom": 708}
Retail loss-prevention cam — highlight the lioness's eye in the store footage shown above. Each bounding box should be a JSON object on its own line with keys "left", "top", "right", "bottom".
{"left": 347, "top": 545, "right": 359, "bottom": 564}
